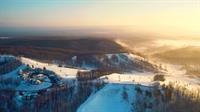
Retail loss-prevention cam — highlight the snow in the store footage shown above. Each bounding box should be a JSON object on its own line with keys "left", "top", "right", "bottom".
{"left": 115, "top": 39, "right": 129, "bottom": 48}
{"left": 127, "top": 53, "right": 145, "bottom": 61}
{"left": 81, "top": 62, "right": 97, "bottom": 70}
{"left": 106, "top": 53, "right": 143, "bottom": 62}
{"left": 0, "top": 65, "right": 26, "bottom": 79}
{"left": 0, "top": 55, "right": 15, "bottom": 63}
{"left": 0, "top": 55, "right": 15, "bottom": 58}
{"left": 3, "top": 54, "right": 200, "bottom": 92}
{"left": 0, "top": 63, "right": 52, "bottom": 91}
{"left": 21, "top": 57, "right": 88, "bottom": 79}
{"left": 16, "top": 79, "right": 52, "bottom": 92}
{"left": 101, "top": 72, "right": 155, "bottom": 86}
{"left": 100, "top": 64, "right": 200, "bottom": 91}
{"left": 72, "top": 56, "right": 77, "bottom": 64}
{"left": 115, "top": 39, "right": 200, "bottom": 85}
{"left": 79, "top": 67, "right": 200, "bottom": 112}
{"left": 161, "top": 64, "right": 200, "bottom": 90}
{"left": 105, "top": 54, "right": 114, "bottom": 59}
{"left": 78, "top": 84, "right": 135, "bottom": 112}
{"left": 2, "top": 54, "right": 200, "bottom": 112}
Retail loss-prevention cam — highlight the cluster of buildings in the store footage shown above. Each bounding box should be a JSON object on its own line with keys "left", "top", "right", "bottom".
{"left": 18, "top": 67, "right": 51, "bottom": 85}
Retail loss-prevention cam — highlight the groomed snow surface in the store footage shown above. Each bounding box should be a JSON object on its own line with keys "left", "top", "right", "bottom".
{"left": 78, "top": 84, "right": 135, "bottom": 112}
{"left": 21, "top": 57, "right": 88, "bottom": 79}
{"left": 102, "top": 72, "right": 155, "bottom": 86}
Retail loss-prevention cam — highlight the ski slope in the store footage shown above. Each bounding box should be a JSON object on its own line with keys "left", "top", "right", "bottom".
{"left": 101, "top": 72, "right": 155, "bottom": 86}
{"left": 78, "top": 84, "right": 136, "bottom": 112}
{"left": 21, "top": 57, "right": 88, "bottom": 79}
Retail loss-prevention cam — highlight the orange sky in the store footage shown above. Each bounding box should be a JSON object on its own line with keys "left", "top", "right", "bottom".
{"left": 0, "top": 0, "right": 200, "bottom": 38}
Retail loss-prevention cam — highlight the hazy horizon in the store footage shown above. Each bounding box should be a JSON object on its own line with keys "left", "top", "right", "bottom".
{"left": 0, "top": 0, "right": 200, "bottom": 39}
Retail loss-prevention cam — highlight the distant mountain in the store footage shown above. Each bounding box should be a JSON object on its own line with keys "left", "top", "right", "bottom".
{"left": 0, "top": 38, "right": 127, "bottom": 59}
{"left": 0, "top": 38, "right": 157, "bottom": 72}
{"left": 154, "top": 46, "right": 200, "bottom": 65}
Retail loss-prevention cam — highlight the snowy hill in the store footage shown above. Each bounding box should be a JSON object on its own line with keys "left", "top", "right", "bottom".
{"left": 20, "top": 57, "right": 88, "bottom": 79}
{"left": 78, "top": 84, "right": 135, "bottom": 112}
{"left": 1, "top": 53, "right": 200, "bottom": 112}
{"left": 65, "top": 53, "right": 157, "bottom": 73}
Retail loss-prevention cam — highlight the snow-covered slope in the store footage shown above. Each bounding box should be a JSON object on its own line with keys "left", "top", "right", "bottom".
{"left": 21, "top": 57, "right": 88, "bottom": 79}
{"left": 161, "top": 64, "right": 200, "bottom": 90}
{"left": 1, "top": 65, "right": 26, "bottom": 79}
{"left": 78, "top": 84, "right": 135, "bottom": 112}
{"left": 16, "top": 75, "right": 52, "bottom": 92}
{"left": 101, "top": 72, "right": 155, "bottom": 86}
{"left": 1, "top": 53, "right": 200, "bottom": 112}
{"left": 66, "top": 52, "right": 156, "bottom": 72}
{"left": 77, "top": 58, "right": 200, "bottom": 112}
{"left": 21, "top": 55, "right": 200, "bottom": 91}
{"left": 101, "top": 65, "right": 200, "bottom": 91}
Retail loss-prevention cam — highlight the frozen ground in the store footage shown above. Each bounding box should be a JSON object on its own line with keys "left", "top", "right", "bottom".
{"left": 162, "top": 64, "right": 200, "bottom": 90}
{"left": 0, "top": 65, "right": 26, "bottom": 79}
{"left": 21, "top": 55, "right": 200, "bottom": 91}
{"left": 21, "top": 57, "right": 88, "bottom": 79}
{"left": 16, "top": 76, "right": 52, "bottom": 92}
{"left": 101, "top": 72, "right": 155, "bottom": 86}
{"left": 100, "top": 64, "right": 200, "bottom": 91}
{"left": 78, "top": 84, "right": 136, "bottom": 112}
{"left": 1, "top": 54, "right": 200, "bottom": 112}
{"left": 115, "top": 40, "right": 200, "bottom": 89}
{"left": 2, "top": 55, "right": 199, "bottom": 112}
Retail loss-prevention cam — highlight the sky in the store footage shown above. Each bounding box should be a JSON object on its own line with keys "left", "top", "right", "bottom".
{"left": 0, "top": 0, "right": 200, "bottom": 38}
